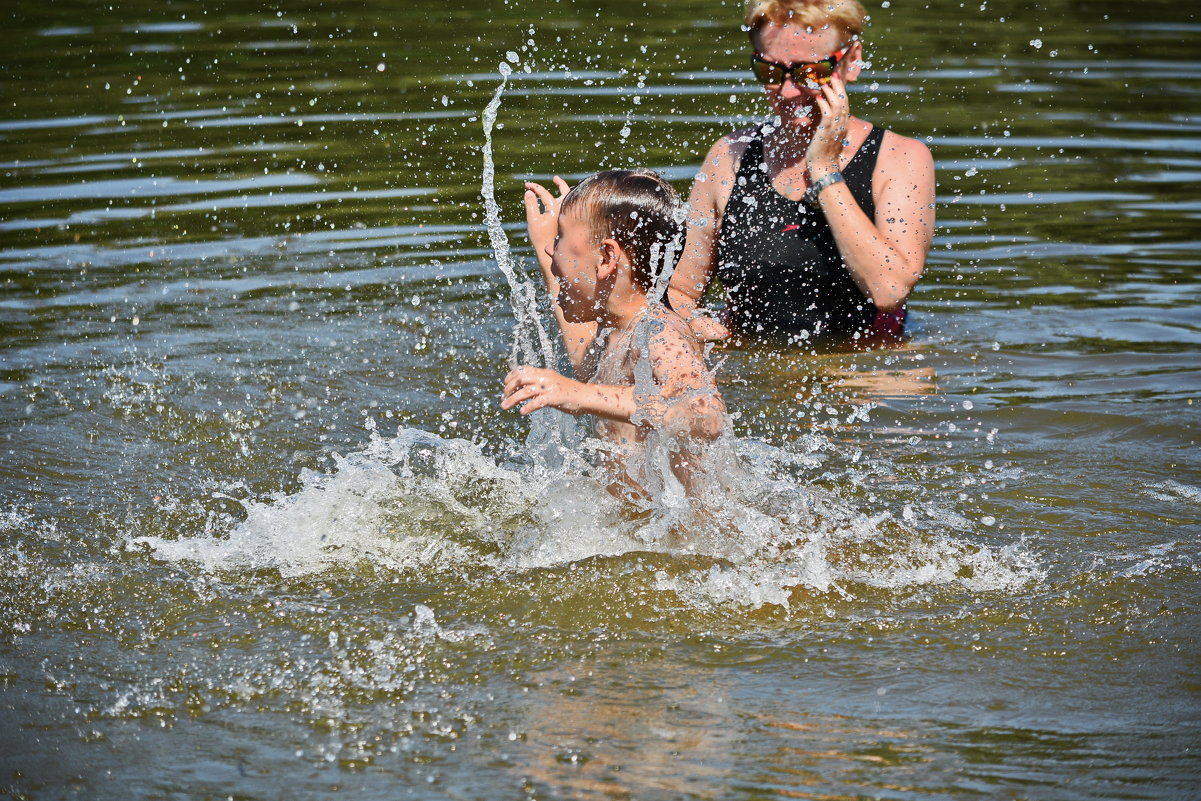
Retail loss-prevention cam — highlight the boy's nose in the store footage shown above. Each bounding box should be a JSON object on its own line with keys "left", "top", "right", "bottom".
{"left": 544, "top": 242, "right": 554, "bottom": 258}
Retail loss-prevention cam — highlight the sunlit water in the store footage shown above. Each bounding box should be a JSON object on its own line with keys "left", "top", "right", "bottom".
{"left": 2, "top": 1, "right": 1199, "bottom": 798}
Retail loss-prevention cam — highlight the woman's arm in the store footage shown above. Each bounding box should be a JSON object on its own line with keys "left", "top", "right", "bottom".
{"left": 807, "top": 76, "right": 936, "bottom": 311}
{"left": 523, "top": 178, "right": 598, "bottom": 374}
{"left": 667, "top": 137, "right": 740, "bottom": 341}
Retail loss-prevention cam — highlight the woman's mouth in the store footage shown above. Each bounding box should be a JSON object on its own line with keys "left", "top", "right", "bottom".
{"left": 779, "top": 103, "right": 816, "bottom": 123}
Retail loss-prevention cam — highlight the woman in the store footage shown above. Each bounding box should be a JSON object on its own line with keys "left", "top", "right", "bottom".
{"left": 668, "top": 0, "right": 935, "bottom": 344}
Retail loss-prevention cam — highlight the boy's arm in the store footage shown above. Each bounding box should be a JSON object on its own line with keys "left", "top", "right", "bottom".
{"left": 524, "top": 179, "right": 598, "bottom": 375}
{"left": 502, "top": 366, "right": 634, "bottom": 423}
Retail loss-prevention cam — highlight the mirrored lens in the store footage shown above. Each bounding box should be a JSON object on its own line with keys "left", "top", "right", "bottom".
{"left": 801, "top": 62, "right": 835, "bottom": 87}
{"left": 752, "top": 58, "right": 785, "bottom": 85}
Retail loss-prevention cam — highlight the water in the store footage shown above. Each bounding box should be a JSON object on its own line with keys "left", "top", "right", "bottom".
{"left": 2, "top": 0, "right": 1200, "bottom": 798}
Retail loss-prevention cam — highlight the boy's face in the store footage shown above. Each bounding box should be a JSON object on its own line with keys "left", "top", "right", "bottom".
{"left": 548, "top": 210, "right": 603, "bottom": 323}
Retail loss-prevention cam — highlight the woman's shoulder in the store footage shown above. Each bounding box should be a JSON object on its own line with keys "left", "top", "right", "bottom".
{"left": 701, "top": 125, "right": 761, "bottom": 174}
{"left": 873, "top": 126, "right": 934, "bottom": 169}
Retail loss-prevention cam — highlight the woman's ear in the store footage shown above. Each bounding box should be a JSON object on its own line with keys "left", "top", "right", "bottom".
{"left": 843, "top": 40, "right": 864, "bottom": 83}
{"left": 597, "top": 238, "right": 622, "bottom": 281}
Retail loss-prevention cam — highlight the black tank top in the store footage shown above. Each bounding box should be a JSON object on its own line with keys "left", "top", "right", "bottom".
{"left": 716, "top": 125, "right": 887, "bottom": 339}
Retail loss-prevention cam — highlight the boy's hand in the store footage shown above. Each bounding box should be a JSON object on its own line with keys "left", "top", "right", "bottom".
{"left": 502, "top": 365, "right": 581, "bottom": 415}
{"left": 523, "top": 177, "right": 570, "bottom": 272}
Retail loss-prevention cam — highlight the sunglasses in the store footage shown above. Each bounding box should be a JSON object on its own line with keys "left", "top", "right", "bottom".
{"left": 751, "top": 47, "right": 848, "bottom": 88}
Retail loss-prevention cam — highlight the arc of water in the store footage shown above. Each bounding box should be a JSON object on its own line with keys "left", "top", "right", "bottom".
{"left": 480, "top": 61, "right": 557, "bottom": 371}
{"left": 481, "top": 61, "right": 579, "bottom": 468}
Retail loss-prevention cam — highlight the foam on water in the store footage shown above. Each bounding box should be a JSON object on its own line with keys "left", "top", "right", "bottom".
{"left": 127, "top": 424, "right": 1040, "bottom": 610}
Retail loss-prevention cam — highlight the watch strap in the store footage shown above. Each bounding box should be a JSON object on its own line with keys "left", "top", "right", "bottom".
{"left": 803, "top": 170, "right": 845, "bottom": 208}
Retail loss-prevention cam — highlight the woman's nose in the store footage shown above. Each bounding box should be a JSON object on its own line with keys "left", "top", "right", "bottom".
{"left": 776, "top": 75, "right": 811, "bottom": 100}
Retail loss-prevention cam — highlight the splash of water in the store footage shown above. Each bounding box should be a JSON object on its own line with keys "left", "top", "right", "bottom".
{"left": 126, "top": 426, "right": 1040, "bottom": 609}
{"left": 480, "top": 61, "right": 556, "bottom": 372}
{"left": 480, "top": 60, "right": 585, "bottom": 471}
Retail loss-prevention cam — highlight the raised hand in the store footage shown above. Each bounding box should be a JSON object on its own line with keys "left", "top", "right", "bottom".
{"left": 806, "top": 73, "right": 851, "bottom": 180}
{"left": 523, "top": 176, "right": 571, "bottom": 274}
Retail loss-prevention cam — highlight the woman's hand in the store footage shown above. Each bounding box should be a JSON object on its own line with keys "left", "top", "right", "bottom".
{"left": 523, "top": 176, "right": 570, "bottom": 273}
{"left": 806, "top": 73, "right": 851, "bottom": 180}
{"left": 502, "top": 365, "right": 582, "bottom": 416}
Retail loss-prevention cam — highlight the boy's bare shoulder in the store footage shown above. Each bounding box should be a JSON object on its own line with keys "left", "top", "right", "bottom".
{"left": 647, "top": 305, "right": 704, "bottom": 348}
{"left": 645, "top": 306, "right": 716, "bottom": 393}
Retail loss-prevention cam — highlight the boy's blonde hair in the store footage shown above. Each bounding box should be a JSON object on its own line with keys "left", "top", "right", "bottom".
{"left": 744, "top": 0, "right": 867, "bottom": 43}
{"left": 560, "top": 169, "right": 684, "bottom": 292}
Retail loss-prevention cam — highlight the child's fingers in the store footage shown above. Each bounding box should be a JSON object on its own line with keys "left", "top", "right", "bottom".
{"left": 523, "top": 189, "right": 542, "bottom": 217}
{"left": 500, "top": 384, "right": 530, "bottom": 410}
{"left": 526, "top": 182, "right": 557, "bottom": 214}
{"left": 503, "top": 369, "right": 531, "bottom": 396}
{"left": 502, "top": 384, "right": 541, "bottom": 411}
{"left": 503, "top": 366, "right": 547, "bottom": 397}
{"left": 518, "top": 395, "right": 549, "bottom": 415}
{"left": 552, "top": 176, "right": 570, "bottom": 196}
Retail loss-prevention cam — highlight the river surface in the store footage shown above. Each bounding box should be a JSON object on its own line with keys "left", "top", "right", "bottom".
{"left": 2, "top": 1, "right": 1199, "bottom": 798}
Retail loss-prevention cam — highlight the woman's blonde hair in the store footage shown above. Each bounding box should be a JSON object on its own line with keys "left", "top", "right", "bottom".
{"left": 744, "top": 0, "right": 867, "bottom": 43}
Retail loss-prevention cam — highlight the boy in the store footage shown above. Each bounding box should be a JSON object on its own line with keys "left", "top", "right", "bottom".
{"left": 501, "top": 169, "right": 726, "bottom": 494}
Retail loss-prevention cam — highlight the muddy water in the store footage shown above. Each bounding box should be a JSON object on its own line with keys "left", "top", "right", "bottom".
{"left": 1, "top": 0, "right": 1199, "bottom": 798}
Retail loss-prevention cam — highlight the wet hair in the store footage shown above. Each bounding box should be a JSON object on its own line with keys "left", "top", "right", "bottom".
{"left": 744, "top": 0, "right": 866, "bottom": 43}
{"left": 560, "top": 169, "right": 684, "bottom": 292}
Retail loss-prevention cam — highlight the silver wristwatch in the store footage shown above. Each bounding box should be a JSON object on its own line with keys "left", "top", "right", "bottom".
{"left": 803, "top": 171, "right": 845, "bottom": 208}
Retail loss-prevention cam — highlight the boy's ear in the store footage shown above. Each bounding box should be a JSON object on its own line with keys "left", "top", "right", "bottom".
{"left": 597, "top": 238, "right": 622, "bottom": 281}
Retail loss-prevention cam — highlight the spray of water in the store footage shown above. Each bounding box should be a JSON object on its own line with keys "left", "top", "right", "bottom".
{"left": 480, "top": 60, "right": 585, "bottom": 471}
{"left": 480, "top": 61, "right": 556, "bottom": 372}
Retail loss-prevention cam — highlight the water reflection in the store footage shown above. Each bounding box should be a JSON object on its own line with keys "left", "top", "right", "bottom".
{"left": 713, "top": 342, "right": 939, "bottom": 446}
{"left": 508, "top": 659, "right": 737, "bottom": 798}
